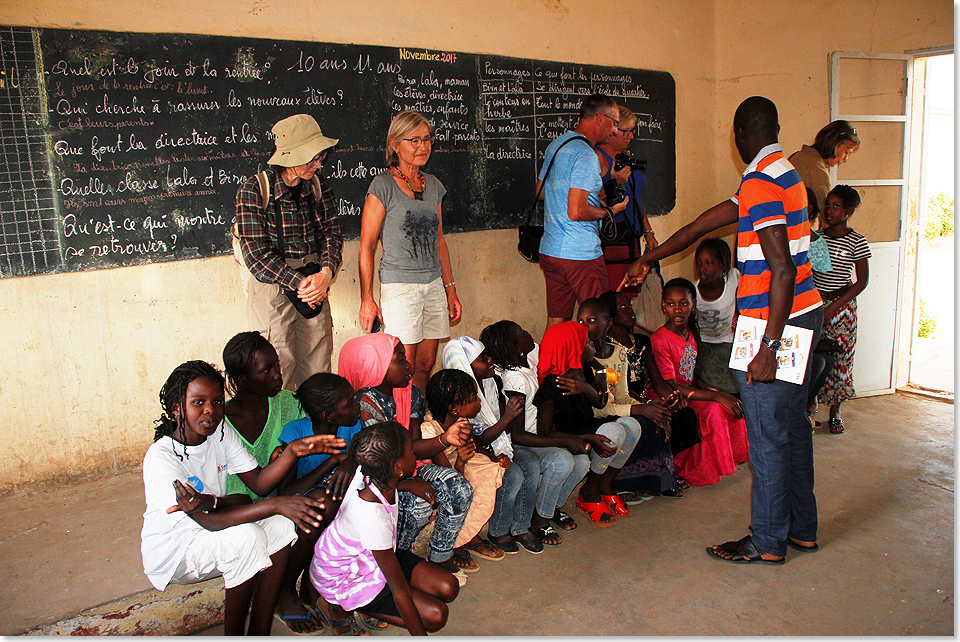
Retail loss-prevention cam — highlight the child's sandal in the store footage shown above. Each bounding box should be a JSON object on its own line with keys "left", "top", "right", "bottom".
{"left": 829, "top": 418, "right": 845, "bottom": 434}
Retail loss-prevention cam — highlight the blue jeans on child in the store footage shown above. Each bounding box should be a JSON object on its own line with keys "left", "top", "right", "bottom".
{"left": 396, "top": 463, "right": 473, "bottom": 563}
{"left": 487, "top": 446, "right": 540, "bottom": 538}
{"left": 528, "top": 446, "right": 591, "bottom": 518}
{"left": 732, "top": 306, "right": 823, "bottom": 558}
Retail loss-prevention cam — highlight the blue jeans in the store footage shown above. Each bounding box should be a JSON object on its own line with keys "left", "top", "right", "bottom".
{"left": 488, "top": 446, "right": 540, "bottom": 537}
{"left": 396, "top": 463, "right": 473, "bottom": 563}
{"left": 733, "top": 307, "right": 823, "bottom": 557}
{"left": 529, "top": 446, "right": 591, "bottom": 518}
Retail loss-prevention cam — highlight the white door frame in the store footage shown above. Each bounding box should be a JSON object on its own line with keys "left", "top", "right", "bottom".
{"left": 829, "top": 51, "right": 913, "bottom": 396}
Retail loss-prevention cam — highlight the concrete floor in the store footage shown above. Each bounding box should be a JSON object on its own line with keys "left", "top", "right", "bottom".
{"left": 1, "top": 393, "right": 953, "bottom": 636}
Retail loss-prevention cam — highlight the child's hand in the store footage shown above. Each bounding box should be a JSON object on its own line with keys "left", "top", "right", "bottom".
{"left": 557, "top": 374, "right": 589, "bottom": 396}
{"left": 664, "top": 389, "right": 689, "bottom": 411}
{"left": 327, "top": 456, "right": 357, "bottom": 501}
{"left": 633, "top": 399, "right": 671, "bottom": 428}
{"left": 456, "top": 439, "right": 476, "bottom": 464}
{"left": 269, "top": 444, "right": 284, "bottom": 464}
{"left": 397, "top": 478, "right": 435, "bottom": 504}
{"left": 584, "top": 434, "right": 617, "bottom": 458}
{"left": 503, "top": 395, "right": 524, "bottom": 422}
{"left": 270, "top": 495, "right": 327, "bottom": 534}
{"left": 716, "top": 393, "right": 744, "bottom": 418}
{"left": 288, "top": 434, "right": 347, "bottom": 457}
{"left": 496, "top": 454, "right": 512, "bottom": 470}
{"left": 443, "top": 418, "right": 472, "bottom": 448}
{"left": 166, "top": 479, "right": 212, "bottom": 515}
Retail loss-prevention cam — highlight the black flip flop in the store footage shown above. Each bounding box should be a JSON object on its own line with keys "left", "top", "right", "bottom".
{"left": 706, "top": 535, "right": 785, "bottom": 565}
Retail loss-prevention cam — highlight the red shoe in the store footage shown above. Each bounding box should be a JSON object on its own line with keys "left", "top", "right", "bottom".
{"left": 601, "top": 494, "right": 632, "bottom": 517}
{"left": 576, "top": 497, "right": 616, "bottom": 528}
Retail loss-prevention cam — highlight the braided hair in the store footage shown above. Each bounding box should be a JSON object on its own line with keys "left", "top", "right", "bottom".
{"left": 695, "top": 237, "right": 733, "bottom": 278}
{"left": 154, "top": 360, "right": 225, "bottom": 460}
{"left": 296, "top": 372, "right": 353, "bottom": 424}
{"left": 662, "top": 277, "right": 700, "bottom": 340}
{"left": 425, "top": 368, "right": 477, "bottom": 423}
{"left": 349, "top": 421, "right": 408, "bottom": 490}
{"left": 479, "top": 320, "right": 523, "bottom": 370}
{"left": 222, "top": 331, "right": 271, "bottom": 397}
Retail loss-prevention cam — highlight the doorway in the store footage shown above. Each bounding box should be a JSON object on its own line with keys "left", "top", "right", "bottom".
{"left": 908, "top": 53, "right": 954, "bottom": 395}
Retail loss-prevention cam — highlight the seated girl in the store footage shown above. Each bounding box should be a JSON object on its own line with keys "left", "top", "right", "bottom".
{"left": 599, "top": 289, "right": 700, "bottom": 492}
{"left": 481, "top": 320, "right": 584, "bottom": 545}
{"left": 141, "top": 361, "right": 344, "bottom": 636}
{"left": 311, "top": 421, "right": 459, "bottom": 635}
{"left": 441, "top": 338, "right": 538, "bottom": 554}
{"left": 577, "top": 297, "right": 681, "bottom": 500}
{"left": 338, "top": 333, "right": 474, "bottom": 576}
{"left": 421, "top": 369, "right": 510, "bottom": 559}
{"left": 532, "top": 321, "right": 640, "bottom": 528}
{"left": 692, "top": 238, "right": 741, "bottom": 396}
{"left": 274, "top": 372, "right": 372, "bottom": 635}
{"left": 650, "top": 278, "right": 749, "bottom": 487}
{"left": 220, "top": 332, "right": 317, "bottom": 634}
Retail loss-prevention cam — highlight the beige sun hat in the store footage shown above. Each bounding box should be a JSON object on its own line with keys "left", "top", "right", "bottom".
{"left": 267, "top": 114, "right": 339, "bottom": 167}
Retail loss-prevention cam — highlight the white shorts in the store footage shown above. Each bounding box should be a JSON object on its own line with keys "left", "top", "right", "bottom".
{"left": 170, "top": 515, "right": 297, "bottom": 589}
{"left": 380, "top": 277, "right": 450, "bottom": 345}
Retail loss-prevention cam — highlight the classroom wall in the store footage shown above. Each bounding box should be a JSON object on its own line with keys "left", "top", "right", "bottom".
{"left": 0, "top": 0, "right": 950, "bottom": 491}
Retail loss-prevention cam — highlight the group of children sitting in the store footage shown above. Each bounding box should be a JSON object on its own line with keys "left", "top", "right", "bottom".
{"left": 140, "top": 236, "right": 761, "bottom": 636}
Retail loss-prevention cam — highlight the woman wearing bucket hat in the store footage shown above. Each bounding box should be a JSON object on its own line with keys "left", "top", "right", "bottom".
{"left": 358, "top": 110, "right": 462, "bottom": 393}
{"left": 236, "top": 114, "right": 343, "bottom": 391}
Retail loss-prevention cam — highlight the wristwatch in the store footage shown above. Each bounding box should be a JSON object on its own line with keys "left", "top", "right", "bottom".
{"left": 760, "top": 335, "right": 782, "bottom": 352}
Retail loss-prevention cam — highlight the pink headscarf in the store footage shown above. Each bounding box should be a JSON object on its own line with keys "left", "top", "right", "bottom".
{"left": 338, "top": 333, "right": 413, "bottom": 428}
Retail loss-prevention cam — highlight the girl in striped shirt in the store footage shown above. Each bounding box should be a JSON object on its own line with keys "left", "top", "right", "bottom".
{"left": 812, "top": 185, "right": 871, "bottom": 434}
{"left": 310, "top": 421, "right": 459, "bottom": 635}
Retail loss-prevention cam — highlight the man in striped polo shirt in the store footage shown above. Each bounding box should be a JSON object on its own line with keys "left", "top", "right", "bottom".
{"left": 619, "top": 96, "right": 824, "bottom": 565}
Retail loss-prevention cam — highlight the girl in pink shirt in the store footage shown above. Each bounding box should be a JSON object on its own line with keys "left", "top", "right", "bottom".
{"left": 310, "top": 421, "right": 459, "bottom": 635}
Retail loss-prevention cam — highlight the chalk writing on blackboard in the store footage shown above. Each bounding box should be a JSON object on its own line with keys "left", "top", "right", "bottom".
{"left": 0, "top": 27, "right": 675, "bottom": 277}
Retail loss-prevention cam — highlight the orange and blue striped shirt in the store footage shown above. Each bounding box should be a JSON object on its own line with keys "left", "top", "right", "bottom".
{"left": 731, "top": 144, "right": 822, "bottom": 320}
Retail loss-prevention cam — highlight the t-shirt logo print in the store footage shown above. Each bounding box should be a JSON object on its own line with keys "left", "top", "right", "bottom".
{"left": 403, "top": 211, "right": 435, "bottom": 259}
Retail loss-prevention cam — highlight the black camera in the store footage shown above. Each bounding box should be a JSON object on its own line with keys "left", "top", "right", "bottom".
{"left": 614, "top": 152, "right": 647, "bottom": 173}
{"left": 603, "top": 178, "right": 626, "bottom": 207}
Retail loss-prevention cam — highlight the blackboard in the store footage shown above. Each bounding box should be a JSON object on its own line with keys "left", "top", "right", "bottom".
{"left": 0, "top": 26, "right": 675, "bottom": 277}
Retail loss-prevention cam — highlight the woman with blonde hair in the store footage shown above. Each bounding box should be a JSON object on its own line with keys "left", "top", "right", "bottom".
{"left": 359, "top": 111, "right": 462, "bottom": 392}
{"left": 788, "top": 120, "right": 861, "bottom": 214}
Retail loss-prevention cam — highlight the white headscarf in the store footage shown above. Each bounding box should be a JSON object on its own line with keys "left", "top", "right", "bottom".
{"left": 441, "top": 337, "right": 513, "bottom": 458}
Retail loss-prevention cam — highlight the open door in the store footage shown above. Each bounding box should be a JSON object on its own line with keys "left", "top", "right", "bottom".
{"left": 828, "top": 51, "right": 913, "bottom": 396}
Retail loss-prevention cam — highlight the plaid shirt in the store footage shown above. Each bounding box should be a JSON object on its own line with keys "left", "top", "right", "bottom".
{"left": 235, "top": 170, "right": 343, "bottom": 291}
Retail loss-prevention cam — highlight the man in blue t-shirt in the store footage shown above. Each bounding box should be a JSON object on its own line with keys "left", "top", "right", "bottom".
{"left": 536, "top": 93, "right": 629, "bottom": 328}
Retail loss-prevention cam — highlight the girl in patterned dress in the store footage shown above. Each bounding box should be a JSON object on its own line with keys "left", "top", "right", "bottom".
{"left": 813, "top": 185, "right": 871, "bottom": 434}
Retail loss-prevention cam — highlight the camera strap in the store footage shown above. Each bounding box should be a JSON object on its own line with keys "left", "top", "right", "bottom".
{"left": 525, "top": 133, "right": 592, "bottom": 226}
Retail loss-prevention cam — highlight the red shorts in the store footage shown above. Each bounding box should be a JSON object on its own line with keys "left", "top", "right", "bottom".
{"left": 539, "top": 254, "right": 609, "bottom": 318}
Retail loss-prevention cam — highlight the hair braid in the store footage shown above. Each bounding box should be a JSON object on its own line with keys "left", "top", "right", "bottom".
{"left": 348, "top": 421, "right": 408, "bottom": 490}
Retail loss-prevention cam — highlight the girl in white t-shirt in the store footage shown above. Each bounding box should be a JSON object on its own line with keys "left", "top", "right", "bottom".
{"left": 141, "top": 361, "right": 345, "bottom": 636}
{"left": 693, "top": 237, "right": 740, "bottom": 395}
{"left": 311, "top": 421, "right": 459, "bottom": 634}
{"left": 480, "top": 320, "right": 589, "bottom": 545}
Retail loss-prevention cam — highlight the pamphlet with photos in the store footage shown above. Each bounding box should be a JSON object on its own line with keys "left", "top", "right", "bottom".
{"left": 728, "top": 316, "right": 814, "bottom": 384}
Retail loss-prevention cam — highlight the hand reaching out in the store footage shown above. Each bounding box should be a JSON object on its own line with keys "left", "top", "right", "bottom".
{"left": 288, "top": 434, "right": 347, "bottom": 457}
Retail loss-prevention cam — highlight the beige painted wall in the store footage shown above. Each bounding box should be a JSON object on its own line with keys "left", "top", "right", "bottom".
{"left": 0, "top": 0, "right": 951, "bottom": 490}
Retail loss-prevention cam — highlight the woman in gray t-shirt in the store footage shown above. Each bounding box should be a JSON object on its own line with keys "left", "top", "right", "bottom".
{"left": 359, "top": 111, "right": 462, "bottom": 392}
